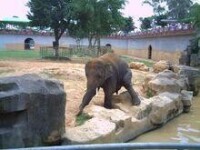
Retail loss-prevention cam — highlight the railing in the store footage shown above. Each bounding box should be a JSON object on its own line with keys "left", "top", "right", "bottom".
{"left": 14, "top": 143, "right": 200, "bottom": 150}
{"left": 0, "top": 23, "right": 196, "bottom": 39}
{"left": 40, "top": 45, "right": 112, "bottom": 59}
{"left": 0, "top": 29, "right": 53, "bottom": 36}
{"left": 108, "top": 24, "right": 195, "bottom": 39}
{"left": 40, "top": 46, "right": 72, "bottom": 59}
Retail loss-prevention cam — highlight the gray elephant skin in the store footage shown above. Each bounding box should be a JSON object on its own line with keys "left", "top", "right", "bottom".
{"left": 78, "top": 53, "right": 141, "bottom": 115}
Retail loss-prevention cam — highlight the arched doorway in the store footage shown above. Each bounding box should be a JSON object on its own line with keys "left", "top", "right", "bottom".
{"left": 24, "top": 38, "right": 35, "bottom": 50}
{"left": 106, "top": 43, "right": 112, "bottom": 50}
{"left": 148, "top": 45, "right": 152, "bottom": 59}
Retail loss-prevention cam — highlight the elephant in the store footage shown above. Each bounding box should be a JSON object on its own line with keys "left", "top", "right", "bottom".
{"left": 78, "top": 53, "right": 141, "bottom": 115}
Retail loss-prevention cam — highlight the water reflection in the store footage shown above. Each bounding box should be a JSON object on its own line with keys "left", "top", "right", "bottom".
{"left": 133, "top": 97, "right": 200, "bottom": 143}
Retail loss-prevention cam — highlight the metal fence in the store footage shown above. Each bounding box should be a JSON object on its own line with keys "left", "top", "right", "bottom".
{"left": 12, "top": 143, "right": 200, "bottom": 150}
{"left": 40, "top": 45, "right": 112, "bottom": 59}
{"left": 40, "top": 46, "right": 72, "bottom": 59}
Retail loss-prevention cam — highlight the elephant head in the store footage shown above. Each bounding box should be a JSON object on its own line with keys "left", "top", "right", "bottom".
{"left": 78, "top": 59, "right": 113, "bottom": 115}
{"left": 85, "top": 60, "right": 113, "bottom": 89}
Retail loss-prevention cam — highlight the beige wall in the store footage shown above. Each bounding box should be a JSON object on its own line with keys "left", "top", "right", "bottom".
{"left": 6, "top": 43, "right": 24, "bottom": 50}
{"left": 5, "top": 43, "right": 181, "bottom": 64}
{"left": 5, "top": 43, "right": 42, "bottom": 50}
{"left": 115, "top": 49, "right": 181, "bottom": 64}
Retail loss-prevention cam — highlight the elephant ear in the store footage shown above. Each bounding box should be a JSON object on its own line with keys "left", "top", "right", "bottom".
{"left": 105, "top": 63, "right": 113, "bottom": 79}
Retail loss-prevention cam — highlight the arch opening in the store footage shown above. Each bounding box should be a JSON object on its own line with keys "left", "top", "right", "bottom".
{"left": 24, "top": 38, "right": 35, "bottom": 50}
{"left": 148, "top": 45, "right": 152, "bottom": 59}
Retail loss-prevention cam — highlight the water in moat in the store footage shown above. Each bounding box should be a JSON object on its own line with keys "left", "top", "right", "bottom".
{"left": 132, "top": 96, "right": 200, "bottom": 143}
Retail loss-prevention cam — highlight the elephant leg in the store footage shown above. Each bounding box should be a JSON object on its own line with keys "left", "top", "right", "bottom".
{"left": 77, "top": 89, "right": 96, "bottom": 116}
{"left": 103, "top": 88, "right": 113, "bottom": 109}
{"left": 123, "top": 70, "right": 141, "bottom": 105}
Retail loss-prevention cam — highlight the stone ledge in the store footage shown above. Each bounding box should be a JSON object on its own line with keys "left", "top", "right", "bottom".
{"left": 63, "top": 92, "right": 184, "bottom": 144}
{"left": 63, "top": 70, "right": 194, "bottom": 145}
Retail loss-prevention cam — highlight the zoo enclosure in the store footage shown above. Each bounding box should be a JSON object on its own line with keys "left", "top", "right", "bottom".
{"left": 40, "top": 44, "right": 112, "bottom": 58}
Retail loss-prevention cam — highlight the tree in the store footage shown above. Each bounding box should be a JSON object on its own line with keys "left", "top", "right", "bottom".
{"left": 154, "top": 14, "right": 167, "bottom": 27}
{"left": 121, "top": 17, "right": 135, "bottom": 34}
{"left": 143, "top": 0, "right": 193, "bottom": 20}
{"left": 142, "top": 0, "right": 167, "bottom": 28}
{"left": 189, "top": 3, "right": 200, "bottom": 28}
{"left": 69, "top": 0, "right": 126, "bottom": 49}
{"left": 143, "top": 0, "right": 166, "bottom": 16}
{"left": 27, "top": 0, "right": 72, "bottom": 57}
{"left": 139, "top": 17, "right": 152, "bottom": 30}
{"left": 165, "top": 0, "right": 193, "bottom": 20}
{"left": 0, "top": 22, "right": 6, "bottom": 29}
{"left": 68, "top": 0, "right": 96, "bottom": 43}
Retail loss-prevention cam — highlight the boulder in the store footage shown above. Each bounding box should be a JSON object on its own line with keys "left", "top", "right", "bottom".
{"left": 0, "top": 74, "right": 66, "bottom": 149}
{"left": 64, "top": 117, "right": 116, "bottom": 144}
{"left": 155, "top": 69, "right": 178, "bottom": 79}
{"left": 190, "top": 54, "right": 200, "bottom": 67}
{"left": 149, "top": 92, "right": 183, "bottom": 126}
{"left": 63, "top": 70, "right": 193, "bottom": 145}
{"left": 63, "top": 91, "right": 184, "bottom": 144}
{"left": 153, "top": 60, "right": 174, "bottom": 73}
{"left": 178, "top": 66, "right": 200, "bottom": 96}
{"left": 181, "top": 90, "right": 193, "bottom": 113}
{"left": 129, "top": 62, "right": 149, "bottom": 72}
{"left": 176, "top": 76, "right": 189, "bottom": 91}
{"left": 148, "top": 72, "right": 181, "bottom": 95}
{"left": 145, "top": 70, "right": 195, "bottom": 96}
{"left": 142, "top": 74, "right": 156, "bottom": 95}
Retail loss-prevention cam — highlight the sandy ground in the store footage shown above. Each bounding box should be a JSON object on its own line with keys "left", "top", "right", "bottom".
{"left": 0, "top": 59, "right": 149, "bottom": 127}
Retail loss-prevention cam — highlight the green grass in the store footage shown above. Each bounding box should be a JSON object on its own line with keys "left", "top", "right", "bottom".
{"left": 120, "top": 55, "right": 155, "bottom": 67}
{"left": 0, "top": 49, "right": 155, "bottom": 68}
{"left": 146, "top": 87, "right": 155, "bottom": 98}
{"left": 0, "top": 49, "right": 40, "bottom": 60}
{"left": 76, "top": 113, "right": 92, "bottom": 126}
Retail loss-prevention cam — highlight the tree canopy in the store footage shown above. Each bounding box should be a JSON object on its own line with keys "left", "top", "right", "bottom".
{"left": 141, "top": 0, "right": 195, "bottom": 30}
{"left": 189, "top": 3, "right": 200, "bottom": 28}
{"left": 27, "top": 0, "right": 72, "bottom": 57}
{"left": 139, "top": 14, "right": 167, "bottom": 30}
{"left": 121, "top": 17, "right": 135, "bottom": 34}
{"left": 27, "top": 0, "right": 126, "bottom": 53}
{"left": 139, "top": 17, "right": 152, "bottom": 30}
{"left": 143, "top": 0, "right": 193, "bottom": 20}
{"left": 166, "top": 0, "right": 193, "bottom": 20}
{"left": 143, "top": 0, "right": 166, "bottom": 16}
{"left": 69, "top": 0, "right": 126, "bottom": 47}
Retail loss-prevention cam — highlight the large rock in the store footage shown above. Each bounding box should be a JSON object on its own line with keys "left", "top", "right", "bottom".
{"left": 190, "top": 54, "right": 200, "bottom": 67}
{"left": 148, "top": 70, "right": 181, "bottom": 95}
{"left": 63, "top": 69, "right": 193, "bottom": 145}
{"left": 64, "top": 117, "right": 116, "bottom": 144}
{"left": 149, "top": 92, "right": 183, "bottom": 126}
{"left": 63, "top": 91, "right": 184, "bottom": 144}
{"left": 178, "top": 66, "right": 200, "bottom": 96}
{"left": 181, "top": 90, "right": 193, "bottom": 113}
{"left": 129, "top": 62, "right": 149, "bottom": 72}
{"left": 153, "top": 60, "right": 174, "bottom": 73}
{"left": 0, "top": 74, "right": 66, "bottom": 149}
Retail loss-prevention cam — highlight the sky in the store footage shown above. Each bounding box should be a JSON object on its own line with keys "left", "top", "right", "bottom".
{"left": 122, "top": 0, "right": 154, "bottom": 27}
{"left": 0, "top": 0, "right": 153, "bottom": 28}
{"left": 0, "top": 0, "right": 199, "bottom": 28}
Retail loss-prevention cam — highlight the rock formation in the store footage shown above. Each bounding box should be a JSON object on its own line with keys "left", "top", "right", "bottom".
{"left": 153, "top": 60, "right": 174, "bottom": 73}
{"left": 0, "top": 74, "right": 66, "bottom": 149}
{"left": 178, "top": 66, "right": 200, "bottom": 96}
{"left": 129, "top": 62, "right": 149, "bottom": 72}
{"left": 63, "top": 69, "right": 193, "bottom": 144}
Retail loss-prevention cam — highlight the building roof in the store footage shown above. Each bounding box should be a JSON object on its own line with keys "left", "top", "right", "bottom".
{"left": 0, "top": 16, "right": 30, "bottom": 23}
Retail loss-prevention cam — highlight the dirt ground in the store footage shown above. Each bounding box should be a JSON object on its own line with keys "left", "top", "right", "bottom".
{"left": 0, "top": 59, "right": 149, "bottom": 127}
